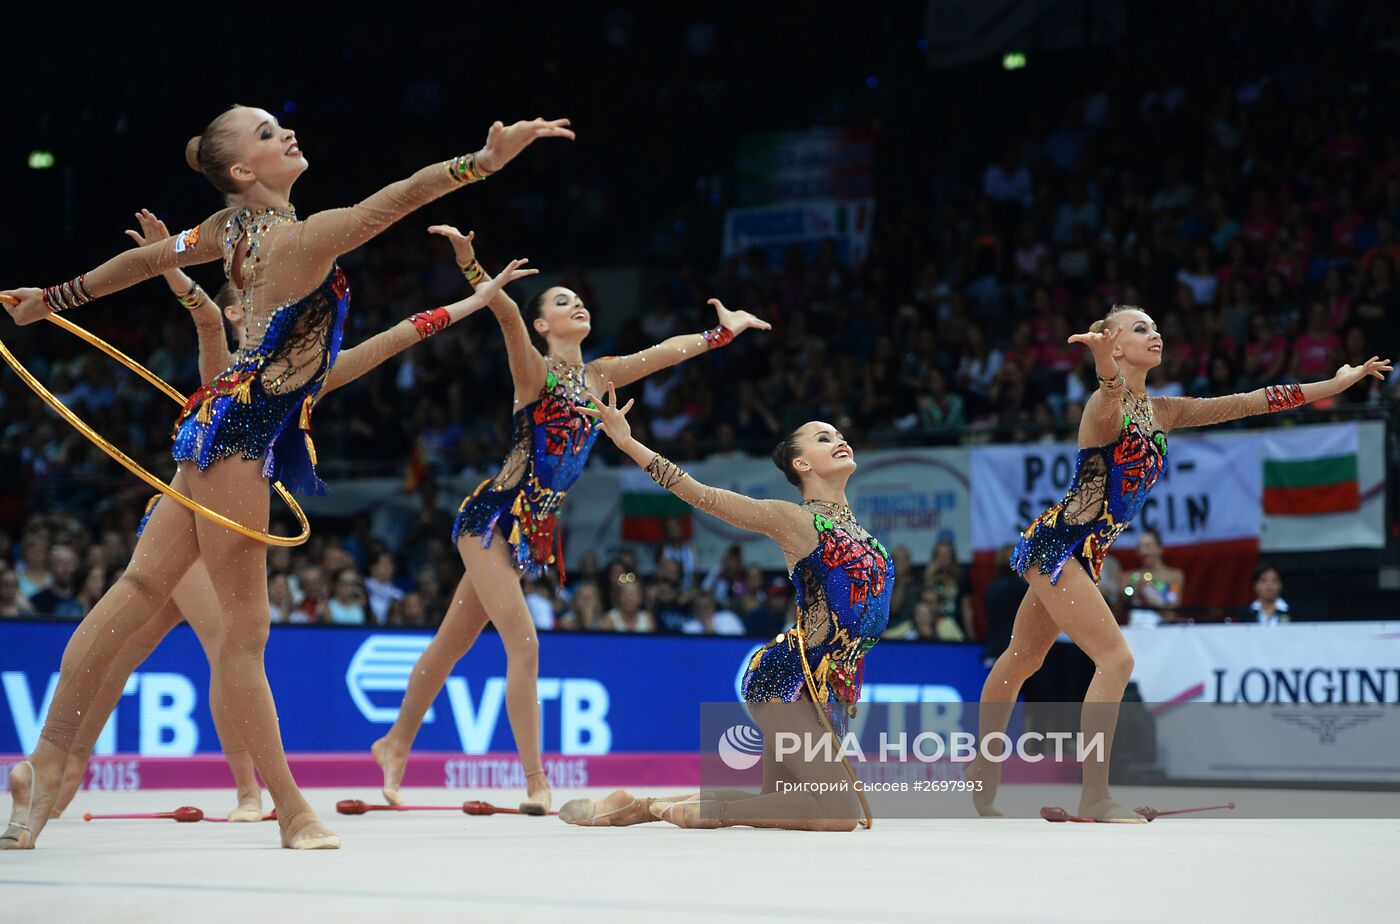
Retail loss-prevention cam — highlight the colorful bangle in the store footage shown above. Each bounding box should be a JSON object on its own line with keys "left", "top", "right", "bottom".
{"left": 175, "top": 283, "right": 206, "bottom": 311}
{"left": 446, "top": 152, "right": 494, "bottom": 185}
{"left": 702, "top": 324, "right": 734, "bottom": 350}
{"left": 1265, "top": 383, "right": 1305, "bottom": 413}
{"left": 409, "top": 307, "right": 451, "bottom": 340}
{"left": 460, "top": 260, "right": 487, "bottom": 285}
{"left": 42, "top": 275, "right": 92, "bottom": 313}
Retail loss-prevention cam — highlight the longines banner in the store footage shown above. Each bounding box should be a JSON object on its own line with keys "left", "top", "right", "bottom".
{"left": 1124, "top": 621, "right": 1400, "bottom": 782}
{"left": 561, "top": 447, "right": 972, "bottom": 572}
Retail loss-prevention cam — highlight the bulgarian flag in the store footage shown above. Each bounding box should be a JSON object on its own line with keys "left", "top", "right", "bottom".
{"left": 619, "top": 467, "right": 693, "bottom": 542}
{"left": 1261, "top": 423, "right": 1360, "bottom": 516}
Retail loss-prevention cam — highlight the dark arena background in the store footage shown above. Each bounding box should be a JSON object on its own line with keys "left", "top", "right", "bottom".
{"left": 1, "top": 2, "right": 1397, "bottom": 921}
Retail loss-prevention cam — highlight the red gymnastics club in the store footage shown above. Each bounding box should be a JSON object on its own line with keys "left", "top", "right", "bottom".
{"left": 83, "top": 806, "right": 205, "bottom": 823}
{"left": 1134, "top": 801, "right": 1235, "bottom": 821}
{"left": 0, "top": 295, "right": 18, "bottom": 306}
{"left": 1039, "top": 806, "right": 1145, "bottom": 824}
{"left": 336, "top": 799, "right": 556, "bottom": 816}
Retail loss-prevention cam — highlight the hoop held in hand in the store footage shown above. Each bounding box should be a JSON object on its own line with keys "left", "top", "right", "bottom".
{"left": 0, "top": 294, "right": 311, "bottom": 546}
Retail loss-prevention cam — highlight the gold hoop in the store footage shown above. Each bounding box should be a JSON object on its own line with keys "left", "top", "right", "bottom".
{"left": 0, "top": 300, "right": 310, "bottom": 546}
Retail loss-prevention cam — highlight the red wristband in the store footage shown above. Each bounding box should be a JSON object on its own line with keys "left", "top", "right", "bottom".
{"left": 1265, "top": 383, "right": 1304, "bottom": 413}
{"left": 702, "top": 324, "right": 734, "bottom": 350}
{"left": 409, "top": 307, "right": 451, "bottom": 340}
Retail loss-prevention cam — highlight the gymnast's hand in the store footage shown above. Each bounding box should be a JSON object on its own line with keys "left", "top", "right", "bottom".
{"left": 124, "top": 208, "right": 172, "bottom": 247}
{"left": 0, "top": 288, "right": 48, "bottom": 325}
{"left": 576, "top": 382, "right": 635, "bottom": 446}
{"left": 445, "top": 258, "right": 537, "bottom": 323}
{"left": 708, "top": 298, "right": 773, "bottom": 338}
{"left": 1333, "top": 356, "right": 1391, "bottom": 390}
{"left": 475, "top": 118, "right": 575, "bottom": 174}
{"left": 427, "top": 224, "right": 476, "bottom": 267}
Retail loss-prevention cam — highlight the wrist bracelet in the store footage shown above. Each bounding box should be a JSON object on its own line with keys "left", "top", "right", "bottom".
{"left": 1265, "top": 383, "right": 1305, "bottom": 413}
{"left": 42, "top": 275, "right": 92, "bottom": 313}
{"left": 446, "top": 152, "right": 494, "bottom": 185}
{"left": 409, "top": 307, "right": 451, "bottom": 340}
{"left": 1096, "top": 370, "right": 1124, "bottom": 390}
{"left": 645, "top": 454, "right": 687, "bottom": 490}
{"left": 175, "top": 283, "right": 206, "bottom": 311}
{"left": 460, "top": 260, "right": 487, "bottom": 285}
{"left": 702, "top": 324, "right": 735, "bottom": 350}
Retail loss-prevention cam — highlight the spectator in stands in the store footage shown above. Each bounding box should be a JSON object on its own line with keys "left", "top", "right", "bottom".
{"left": 522, "top": 577, "right": 557, "bottom": 631}
{"left": 28, "top": 544, "right": 82, "bottom": 619}
{"left": 656, "top": 517, "right": 697, "bottom": 587}
{"left": 269, "top": 573, "right": 294, "bottom": 624}
{"left": 681, "top": 590, "right": 744, "bottom": 636}
{"left": 365, "top": 552, "right": 405, "bottom": 627}
{"left": 0, "top": 567, "right": 35, "bottom": 618}
{"left": 76, "top": 566, "right": 111, "bottom": 617}
{"left": 327, "top": 569, "right": 369, "bottom": 626}
{"left": 744, "top": 580, "right": 792, "bottom": 638}
{"left": 701, "top": 544, "right": 747, "bottom": 607}
{"left": 604, "top": 580, "right": 655, "bottom": 633}
{"left": 292, "top": 565, "right": 329, "bottom": 624}
{"left": 1125, "top": 529, "right": 1184, "bottom": 625}
{"left": 925, "top": 538, "right": 975, "bottom": 640}
{"left": 15, "top": 534, "right": 50, "bottom": 600}
{"left": 1240, "top": 564, "right": 1290, "bottom": 625}
{"left": 560, "top": 581, "right": 606, "bottom": 631}
{"left": 390, "top": 592, "right": 428, "bottom": 628}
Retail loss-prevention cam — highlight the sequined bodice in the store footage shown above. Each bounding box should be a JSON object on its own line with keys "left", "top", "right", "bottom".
{"left": 489, "top": 358, "right": 601, "bottom": 495}
{"left": 786, "top": 509, "right": 894, "bottom": 702}
{"left": 1060, "top": 415, "right": 1168, "bottom": 536}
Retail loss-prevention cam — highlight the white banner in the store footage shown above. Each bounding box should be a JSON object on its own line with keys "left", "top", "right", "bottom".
{"left": 969, "top": 431, "right": 1261, "bottom": 552}
{"left": 1125, "top": 622, "right": 1400, "bottom": 781}
{"left": 722, "top": 199, "right": 876, "bottom": 268}
{"left": 562, "top": 447, "right": 970, "bottom": 573}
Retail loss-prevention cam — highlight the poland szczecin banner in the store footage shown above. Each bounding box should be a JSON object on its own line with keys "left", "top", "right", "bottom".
{"left": 970, "top": 428, "right": 1262, "bottom": 608}
{"left": 562, "top": 446, "right": 972, "bottom": 573}
{"left": 1124, "top": 621, "right": 1400, "bottom": 783}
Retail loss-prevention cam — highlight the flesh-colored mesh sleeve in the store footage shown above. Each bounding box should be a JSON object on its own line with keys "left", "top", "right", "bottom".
{"left": 319, "top": 322, "right": 421, "bottom": 396}
{"left": 186, "top": 290, "right": 232, "bottom": 383}
{"left": 642, "top": 454, "right": 816, "bottom": 561}
{"left": 78, "top": 208, "right": 237, "bottom": 299}
{"left": 292, "top": 161, "right": 470, "bottom": 265}
{"left": 1154, "top": 390, "right": 1274, "bottom": 431}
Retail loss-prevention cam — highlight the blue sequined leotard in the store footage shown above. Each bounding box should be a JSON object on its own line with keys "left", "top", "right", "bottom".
{"left": 742, "top": 505, "right": 894, "bottom": 707}
{"left": 170, "top": 266, "right": 350, "bottom": 496}
{"left": 1011, "top": 411, "right": 1167, "bottom": 584}
{"left": 453, "top": 356, "right": 600, "bottom": 580}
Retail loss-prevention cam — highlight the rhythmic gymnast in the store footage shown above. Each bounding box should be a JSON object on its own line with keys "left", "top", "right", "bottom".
{"left": 1, "top": 105, "right": 568, "bottom": 849}
{"left": 48, "top": 210, "right": 526, "bottom": 823}
{"left": 559, "top": 389, "right": 893, "bottom": 830}
{"left": 372, "top": 226, "right": 770, "bottom": 814}
{"left": 969, "top": 304, "right": 1390, "bottom": 821}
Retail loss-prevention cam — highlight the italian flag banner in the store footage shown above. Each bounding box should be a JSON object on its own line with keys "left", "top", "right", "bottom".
{"left": 619, "top": 467, "right": 692, "bottom": 543}
{"left": 1261, "top": 423, "right": 1359, "bottom": 516}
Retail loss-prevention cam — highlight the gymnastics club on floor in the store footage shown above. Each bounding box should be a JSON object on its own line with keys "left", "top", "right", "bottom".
{"left": 83, "top": 807, "right": 205, "bottom": 823}
{"left": 336, "top": 799, "right": 557, "bottom": 817}
{"left": 1134, "top": 801, "right": 1235, "bottom": 821}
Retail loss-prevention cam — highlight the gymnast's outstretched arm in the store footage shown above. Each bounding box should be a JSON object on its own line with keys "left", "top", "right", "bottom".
{"left": 320, "top": 259, "right": 539, "bottom": 396}
{"left": 1154, "top": 357, "right": 1391, "bottom": 431}
{"left": 588, "top": 298, "right": 772, "bottom": 389}
{"left": 577, "top": 383, "right": 815, "bottom": 562}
